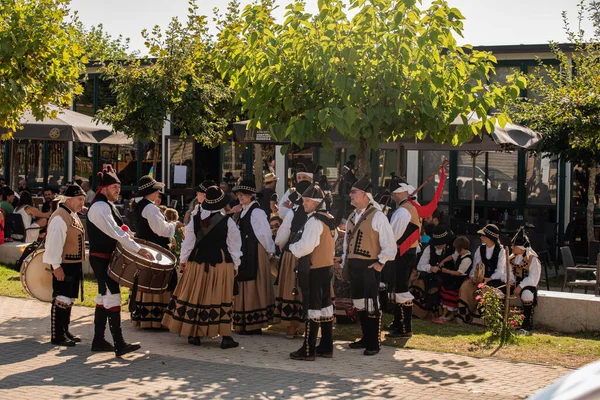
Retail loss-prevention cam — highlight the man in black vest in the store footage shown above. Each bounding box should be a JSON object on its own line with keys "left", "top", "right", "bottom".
{"left": 87, "top": 166, "right": 154, "bottom": 356}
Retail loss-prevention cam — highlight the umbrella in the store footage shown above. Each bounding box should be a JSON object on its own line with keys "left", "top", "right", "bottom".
{"left": 400, "top": 114, "right": 542, "bottom": 224}
{"left": 2, "top": 105, "right": 133, "bottom": 145}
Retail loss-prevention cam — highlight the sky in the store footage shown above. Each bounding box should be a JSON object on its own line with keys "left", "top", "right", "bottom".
{"left": 69, "top": 0, "right": 593, "bottom": 54}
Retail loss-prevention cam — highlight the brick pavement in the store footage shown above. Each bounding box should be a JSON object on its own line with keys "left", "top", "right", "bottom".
{"left": 0, "top": 296, "right": 570, "bottom": 399}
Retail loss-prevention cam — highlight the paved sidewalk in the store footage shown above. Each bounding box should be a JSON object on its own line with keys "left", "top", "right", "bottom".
{"left": 0, "top": 296, "right": 569, "bottom": 399}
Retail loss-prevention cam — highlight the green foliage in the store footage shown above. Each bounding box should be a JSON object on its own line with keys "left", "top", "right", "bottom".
{"left": 0, "top": 0, "right": 86, "bottom": 135}
{"left": 95, "top": 0, "right": 235, "bottom": 147}
{"left": 477, "top": 283, "right": 523, "bottom": 342}
{"left": 215, "top": 0, "right": 521, "bottom": 171}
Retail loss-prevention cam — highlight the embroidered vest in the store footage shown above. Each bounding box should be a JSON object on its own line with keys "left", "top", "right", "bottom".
{"left": 510, "top": 253, "right": 535, "bottom": 285}
{"left": 347, "top": 205, "right": 380, "bottom": 261}
{"left": 309, "top": 212, "right": 335, "bottom": 269}
{"left": 48, "top": 204, "right": 85, "bottom": 263}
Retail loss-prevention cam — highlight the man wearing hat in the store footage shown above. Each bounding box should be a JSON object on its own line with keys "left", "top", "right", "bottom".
{"left": 386, "top": 176, "right": 422, "bottom": 338}
{"left": 257, "top": 173, "right": 279, "bottom": 217}
{"left": 87, "top": 165, "right": 154, "bottom": 356}
{"left": 278, "top": 163, "right": 314, "bottom": 219}
{"left": 273, "top": 180, "right": 311, "bottom": 339}
{"left": 130, "top": 175, "right": 183, "bottom": 329}
{"left": 232, "top": 180, "right": 276, "bottom": 335}
{"left": 43, "top": 184, "right": 86, "bottom": 347}
{"left": 509, "top": 228, "right": 541, "bottom": 331}
{"left": 342, "top": 177, "right": 396, "bottom": 356}
{"left": 457, "top": 223, "right": 509, "bottom": 323}
{"left": 162, "top": 185, "right": 242, "bottom": 348}
{"left": 288, "top": 184, "right": 336, "bottom": 361}
{"left": 411, "top": 225, "right": 455, "bottom": 321}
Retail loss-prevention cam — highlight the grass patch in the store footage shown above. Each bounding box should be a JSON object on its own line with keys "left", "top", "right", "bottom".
{"left": 0, "top": 264, "right": 129, "bottom": 308}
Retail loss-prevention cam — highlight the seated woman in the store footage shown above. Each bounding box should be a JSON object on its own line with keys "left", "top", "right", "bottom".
{"left": 14, "top": 191, "right": 50, "bottom": 239}
{"left": 509, "top": 228, "right": 541, "bottom": 331}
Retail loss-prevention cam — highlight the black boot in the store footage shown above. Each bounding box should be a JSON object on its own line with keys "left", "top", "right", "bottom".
{"left": 188, "top": 336, "right": 201, "bottom": 346}
{"left": 387, "top": 302, "right": 413, "bottom": 338}
{"left": 91, "top": 307, "right": 114, "bottom": 352}
{"left": 107, "top": 309, "right": 141, "bottom": 356}
{"left": 316, "top": 320, "right": 333, "bottom": 358}
{"left": 349, "top": 310, "right": 368, "bottom": 349}
{"left": 221, "top": 336, "right": 239, "bottom": 349}
{"left": 51, "top": 300, "right": 75, "bottom": 347}
{"left": 364, "top": 311, "right": 381, "bottom": 356}
{"left": 64, "top": 305, "right": 81, "bottom": 343}
{"left": 290, "top": 320, "right": 318, "bottom": 361}
{"left": 522, "top": 302, "right": 534, "bottom": 331}
{"left": 386, "top": 302, "right": 401, "bottom": 331}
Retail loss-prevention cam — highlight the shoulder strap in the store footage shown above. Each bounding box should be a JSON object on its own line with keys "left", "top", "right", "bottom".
{"left": 194, "top": 212, "right": 226, "bottom": 248}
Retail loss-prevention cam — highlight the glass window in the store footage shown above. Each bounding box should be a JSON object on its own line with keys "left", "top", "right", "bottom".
{"left": 75, "top": 143, "right": 94, "bottom": 183}
{"left": 169, "top": 139, "right": 194, "bottom": 189}
{"left": 47, "top": 141, "right": 67, "bottom": 187}
{"left": 527, "top": 64, "right": 558, "bottom": 102}
{"left": 378, "top": 149, "right": 404, "bottom": 189}
{"left": 491, "top": 66, "right": 520, "bottom": 85}
{"left": 97, "top": 78, "right": 117, "bottom": 110}
{"left": 141, "top": 140, "right": 161, "bottom": 181}
{"left": 74, "top": 78, "right": 95, "bottom": 116}
{"left": 0, "top": 141, "right": 5, "bottom": 179}
{"left": 457, "top": 153, "right": 486, "bottom": 201}
{"left": 525, "top": 153, "right": 557, "bottom": 205}
{"left": 319, "top": 147, "right": 343, "bottom": 194}
{"left": 221, "top": 141, "right": 247, "bottom": 188}
{"left": 572, "top": 165, "right": 588, "bottom": 208}
{"left": 421, "top": 151, "right": 449, "bottom": 202}
{"left": 115, "top": 144, "right": 138, "bottom": 186}
{"left": 487, "top": 152, "right": 519, "bottom": 202}
{"left": 15, "top": 141, "right": 44, "bottom": 190}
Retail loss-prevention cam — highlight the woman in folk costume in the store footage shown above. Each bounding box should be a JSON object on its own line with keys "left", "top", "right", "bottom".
{"left": 509, "top": 228, "right": 541, "bottom": 331}
{"left": 162, "top": 186, "right": 242, "bottom": 349}
{"left": 183, "top": 180, "right": 217, "bottom": 225}
{"left": 130, "top": 175, "right": 183, "bottom": 329}
{"left": 410, "top": 225, "right": 455, "bottom": 320}
{"left": 457, "top": 223, "right": 510, "bottom": 322}
{"left": 273, "top": 180, "right": 311, "bottom": 339}
{"left": 232, "top": 180, "right": 277, "bottom": 335}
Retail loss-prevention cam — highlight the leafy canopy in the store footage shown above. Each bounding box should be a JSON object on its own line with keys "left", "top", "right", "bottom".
{"left": 0, "top": 0, "right": 86, "bottom": 135}
{"left": 215, "top": 0, "right": 523, "bottom": 152}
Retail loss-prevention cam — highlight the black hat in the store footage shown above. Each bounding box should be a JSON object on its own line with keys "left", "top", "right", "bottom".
{"left": 294, "top": 159, "right": 316, "bottom": 179}
{"left": 97, "top": 165, "right": 120, "bottom": 187}
{"left": 302, "top": 183, "right": 325, "bottom": 201}
{"left": 137, "top": 175, "right": 165, "bottom": 197}
{"left": 389, "top": 175, "right": 411, "bottom": 194}
{"left": 477, "top": 224, "right": 500, "bottom": 243}
{"left": 232, "top": 179, "right": 257, "bottom": 195}
{"left": 429, "top": 225, "right": 455, "bottom": 246}
{"left": 511, "top": 227, "right": 530, "bottom": 248}
{"left": 201, "top": 186, "right": 230, "bottom": 211}
{"left": 289, "top": 180, "right": 311, "bottom": 206}
{"left": 351, "top": 177, "right": 373, "bottom": 193}
{"left": 63, "top": 184, "right": 85, "bottom": 198}
{"left": 195, "top": 179, "right": 217, "bottom": 194}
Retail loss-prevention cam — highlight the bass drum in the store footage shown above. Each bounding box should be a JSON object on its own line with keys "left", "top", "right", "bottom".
{"left": 20, "top": 249, "right": 53, "bottom": 302}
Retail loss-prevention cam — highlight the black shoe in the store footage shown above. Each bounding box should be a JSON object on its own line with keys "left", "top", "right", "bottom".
{"left": 91, "top": 339, "right": 115, "bottom": 352}
{"left": 188, "top": 337, "right": 201, "bottom": 346}
{"left": 290, "top": 350, "right": 315, "bottom": 361}
{"left": 363, "top": 349, "right": 379, "bottom": 356}
{"left": 348, "top": 339, "right": 366, "bottom": 349}
{"left": 239, "top": 329, "right": 262, "bottom": 335}
{"left": 316, "top": 349, "right": 333, "bottom": 358}
{"left": 220, "top": 336, "right": 239, "bottom": 349}
{"left": 65, "top": 331, "right": 82, "bottom": 343}
{"left": 115, "top": 342, "right": 141, "bottom": 357}
{"left": 387, "top": 330, "right": 412, "bottom": 339}
{"left": 51, "top": 338, "right": 76, "bottom": 347}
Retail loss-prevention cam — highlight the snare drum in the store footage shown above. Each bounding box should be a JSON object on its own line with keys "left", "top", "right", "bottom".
{"left": 108, "top": 239, "right": 176, "bottom": 294}
{"left": 20, "top": 249, "right": 53, "bottom": 302}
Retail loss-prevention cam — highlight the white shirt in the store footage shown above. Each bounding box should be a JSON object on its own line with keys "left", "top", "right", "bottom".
{"left": 141, "top": 201, "right": 176, "bottom": 238}
{"left": 289, "top": 212, "right": 324, "bottom": 259}
{"left": 417, "top": 246, "right": 435, "bottom": 273}
{"left": 15, "top": 207, "right": 33, "bottom": 229}
{"left": 87, "top": 201, "right": 141, "bottom": 254}
{"left": 240, "top": 201, "right": 276, "bottom": 254}
{"left": 43, "top": 208, "right": 82, "bottom": 270}
{"left": 513, "top": 248, "right": 541, "bottom": 288}
{"left": 390, "top": 206, "right": 411, "bottom": 242}
{"left": 275, "top": 207, "right": 295, "bottom": 248}
{"left": 471, "top": 243, "right": 512, "bottom": 283}
{"left": 179, "top": 210, "right": 243, "bottom": 268}
{"left": 453, "top": 251, "right": 473, "bottom": 275}
{"left": 341, "top": 206, "right": 397, "bottom": 266}
{"left": 277, "top": 188, "right": 293, "bottom": 219}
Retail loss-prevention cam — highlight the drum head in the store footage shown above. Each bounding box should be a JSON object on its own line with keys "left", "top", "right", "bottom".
{"left": 20, "top": 250, "right": 53, "bottom": 302}
{"left": 136, "top": 242, "right": 176, "bottom": 266}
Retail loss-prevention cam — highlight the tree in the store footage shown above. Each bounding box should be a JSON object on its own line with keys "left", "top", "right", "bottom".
{"left": 215, "top": 0, "right": 523, "bottom": 176}
{"left": 69, "top": 15, "right": 137, "bottom": 63}
{"left": 0, "top": 0, "right": 86, "bottom": 135}
{"left": 95, "top": 1, "right": 235, "bottom": 175}
{"left": 508, "top": 1, "right": 600, "bottom": 244}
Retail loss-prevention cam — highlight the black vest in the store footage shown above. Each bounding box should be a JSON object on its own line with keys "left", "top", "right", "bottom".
{"left": 428, "top": 245, "right": 453, "bottom": 267}
{"left": 237, "top": 202, "right": 261, "bottom": 282}
{"left": 257, "top": 187, "right": 275, "bottom": 217}
{"left": 480, "top": 244, "right": 502, "bottom": 278}
{"left": 455, "top": 253, "right": 474, "bottom": 275}
{"left": 87, "top": 193, "right": 124, "bottom": 255}
{"left": 134, "top": 198, "right": 171, "bottom": 250}
{"left": 283, "top": 206, "right": 308, "bottom": 251}
{"left": 189, "top": 212, "right": 232, "bottom": 266}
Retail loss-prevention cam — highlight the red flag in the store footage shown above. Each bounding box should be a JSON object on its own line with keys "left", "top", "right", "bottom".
{"left": 408, "top": 167, "right": 446, "bottom": 219}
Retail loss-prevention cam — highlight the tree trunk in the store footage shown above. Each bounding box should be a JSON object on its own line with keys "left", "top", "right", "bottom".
{"left": 587, "top": 162, "right": 597, "bottom": 244}
{"left": 356, "top": 138, "right": 368, "bottom": 179}
{"left": 9, "top": 140, "right": 18, "bottom": 190}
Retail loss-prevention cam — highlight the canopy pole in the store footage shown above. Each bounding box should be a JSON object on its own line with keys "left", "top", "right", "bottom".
{"left": 471, "top": 153, "right": 476, "bottom": 224}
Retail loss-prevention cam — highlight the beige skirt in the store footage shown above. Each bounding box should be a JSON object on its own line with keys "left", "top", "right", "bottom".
{"left": 458, "top": 279, "right": 480, "bottom": 318}
{"left": 131, "top": 290, "right": 172, "bottom": 329}
{"left": 233, "top": 244, "right": 275, "bottom": 332}
{"left": 162, "top": 258, "right": 235, "bottom": 338}
{"left": 273, "top": 250, "right": 304, "bottom": 329}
